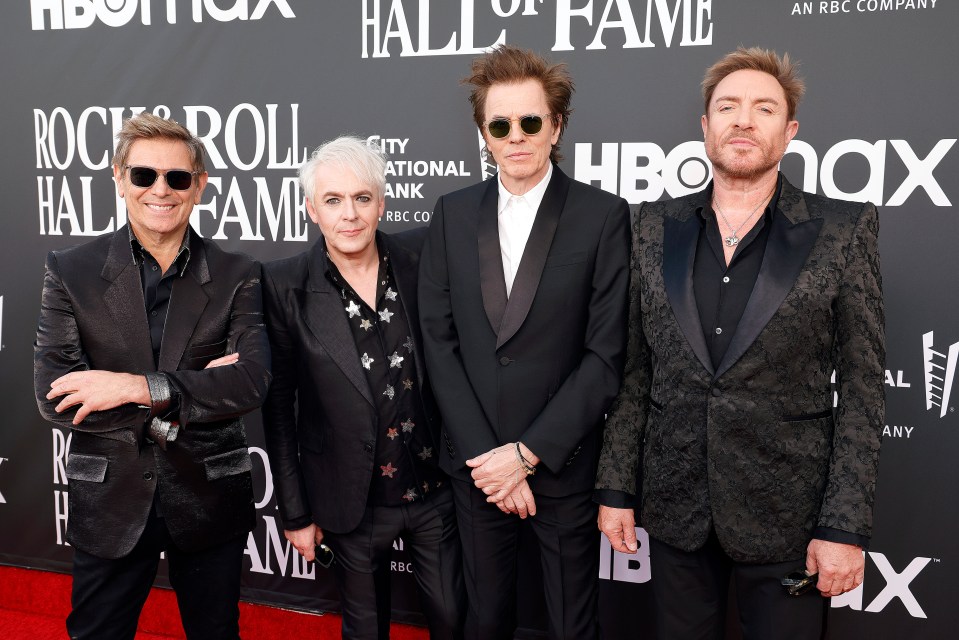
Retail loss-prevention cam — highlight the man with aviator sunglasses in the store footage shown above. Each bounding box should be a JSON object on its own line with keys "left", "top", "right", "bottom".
{"left": 34, "top": 112, "right": 272, "bottom": 639}
{"left": 419, "top": 45, "right": 630, "bottom": 639}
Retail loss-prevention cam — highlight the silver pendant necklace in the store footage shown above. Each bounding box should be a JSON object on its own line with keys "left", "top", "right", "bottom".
{"left": 712, "top": 189, "right": 773, "bottom": 247}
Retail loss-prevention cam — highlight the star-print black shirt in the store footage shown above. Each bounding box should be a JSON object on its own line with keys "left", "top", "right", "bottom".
{"left": 326, "top": 239, "right": 444, "bottom": 507}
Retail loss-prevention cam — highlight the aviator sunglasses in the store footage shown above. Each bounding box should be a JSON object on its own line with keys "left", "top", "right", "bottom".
{"left": 125, "top": 165, "right": 199, "bottom": 191}
{"left": 485, "top": 113, "right": 553, "bottom": 139}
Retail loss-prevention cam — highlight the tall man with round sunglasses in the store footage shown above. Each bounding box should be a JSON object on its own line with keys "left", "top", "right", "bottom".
{"left": 596, "top": 48, "right": 885, "bottom": 639}
{"left": 418, "top": 45, "right": 630, "bottom": 639}
{"left": 34, "top": 112, "right": 271, "bottom": 639}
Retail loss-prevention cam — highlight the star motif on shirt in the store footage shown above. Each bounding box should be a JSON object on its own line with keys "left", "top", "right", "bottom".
{"left": 402, "top": 379, "right": 414, "bottom": 390}
{"left": 386, "top": 428, "right": 398, "bottom": 440}
{"left": 402, "top": 336, "right": 414, "bottom": 353}
{"left": 384, "top": 287, "right": 398, "bottom": 301}
{"left": 361, "top": 353, "right": 374, "bottom": 370}
{"left": 359, "top": 318, "right": 372, "bottom": 331}
{"left": 380, "top": 462, "right": 397, "bottom": 478}
{"left": 389, "top": 352, "right": 404, "bottom": 368}
{"left": 418, "top": 447, "right": 432, "bottom": 460}
{"left": 402, "top": 488, "right": 418, "bottom": 502}
{"left": 383, "top": 384, "right": 395, "bottom": 400}
{"left": 401, "top": 418, "right": 415, "bottom": 433}
{"left": 378, "top": 308, "right": 394, "bottom": 323}
{"left": 345, "top": 300, "right": 361, "bottom": 318}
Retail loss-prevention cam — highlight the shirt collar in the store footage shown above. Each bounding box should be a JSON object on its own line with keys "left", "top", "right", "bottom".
{"left": 497, "top": 162, "right": 553, "bottom": 215}
{"left": 129, "top": 225, "right": 192, "bottom": 276}
{"left": 698, "top": 172, "right": 784, "bottom": 224}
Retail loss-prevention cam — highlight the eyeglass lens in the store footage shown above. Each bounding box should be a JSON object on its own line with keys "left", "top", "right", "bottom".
{"left": 487, "top": 115, "right": 545, "bottom": 139}
{"left": 129, "top": 166, "right": 195, "bottom": 191}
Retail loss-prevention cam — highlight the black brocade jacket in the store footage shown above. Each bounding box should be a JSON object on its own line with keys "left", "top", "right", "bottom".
{"left": 596, "top": 177, "right": 885, "bottom": 563}
{"left": 34, "top": 227, "right": 272, "bottom": 559}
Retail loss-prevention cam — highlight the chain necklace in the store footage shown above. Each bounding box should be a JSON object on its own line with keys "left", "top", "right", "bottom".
{"left": 712, "top": 188, "right": 774, "bottom": 247}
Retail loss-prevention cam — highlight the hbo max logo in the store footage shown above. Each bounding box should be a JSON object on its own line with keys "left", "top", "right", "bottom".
{"left": 30, "top": 0, "right": 294, "bottom": 30}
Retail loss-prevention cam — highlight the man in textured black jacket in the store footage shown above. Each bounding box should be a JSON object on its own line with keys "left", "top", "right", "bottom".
{"left": 596, "top": 47, "right": 885, "bottom": 639}
{"left": 35, "top": 113, "right": 271, "bottom": 639}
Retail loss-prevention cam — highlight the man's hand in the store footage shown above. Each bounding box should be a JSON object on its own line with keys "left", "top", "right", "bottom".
{"left": 205, "top": 353, "right": 239, "bottom": 368}
{"left": 467, "top": 443, "right": 523, "bottom": 502}
{"left": 806, "top": 538, "right": 865, "bottom": 597}
{"left": 496, "top": 478, "right": 537, "bottom": 519}
{"left": 47, "top": 371, "right": 150, "bottom": 425}
{"left": 285, "top": 524, "right": 324, "bottom": 562}
{"left": 598, "top": 506, "right": 638, "bottom": 554}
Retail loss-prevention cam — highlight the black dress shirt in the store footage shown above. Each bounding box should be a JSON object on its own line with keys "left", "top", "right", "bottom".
{"left": 326, "top": 239, "right": 444, "bottom": 507}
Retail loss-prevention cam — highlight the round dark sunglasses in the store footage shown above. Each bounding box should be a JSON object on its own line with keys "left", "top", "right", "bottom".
{"left": 125, "top": 165, "right": 198, "bottom": 191}
{"left": 485, "top": 114, "right": 552, "bottom": 139}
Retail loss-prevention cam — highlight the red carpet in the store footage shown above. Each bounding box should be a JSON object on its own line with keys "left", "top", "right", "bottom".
{"left": 0, "top": 565, "right": 428, "bottom": 639}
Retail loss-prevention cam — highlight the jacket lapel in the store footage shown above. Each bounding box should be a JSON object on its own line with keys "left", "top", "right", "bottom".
{"left": 159, "top": 232, "right": 210, "bottom": 372}
{"left": 100, "top": 228, "right": 155, "bottom": 372}
{"left": 302, "top": 240, "right": 375, "bottom": 407}
{"left": 495, "top": 166, "right": 568, "bottom": 349}
{"left": 387, "top": 233, "right": 427, "bottom": 390}
{"left": 477, "top": 178, "right": 508, "bottom": 336}
{"left": 663, "top": 196, "right": 714, "bottom": 375}
{"left": 715, "top": 179, "right": 823, "bottom": 378}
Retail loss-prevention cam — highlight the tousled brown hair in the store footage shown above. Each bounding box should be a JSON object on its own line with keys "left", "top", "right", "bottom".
{"left": 112, "top": 112, "right": 206, "bottom": 173}
{"left": 702, "top": 47, "right": 805, "bottom": 121}
{"left": 464, "top": 45, "right": 574, "bottom": 163}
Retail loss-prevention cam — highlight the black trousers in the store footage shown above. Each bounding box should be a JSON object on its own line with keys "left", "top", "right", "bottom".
{"left": 451, "top": 478, "right": 600, "bottom": 640}
{"left": 322, "top": 487, "right": 465, "bottom": 640}
{"left": 67, "top": 502, "right": 246, "bottom": 640}
{"left": 649, "top": 531, "right": 828, "bottom": 640}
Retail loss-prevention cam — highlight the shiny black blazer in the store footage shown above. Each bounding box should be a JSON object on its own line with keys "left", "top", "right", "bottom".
{"left": 261, "top": 229, "right": 441, "bottom": 535}
{"left": 597, "top": 177, "right": 885, "bottom": 563}
{"left": 419, "top": 166, "right": 631, "bottom": 497}
{"left": 34, "top": 226, "right": 272, "bottom": 560}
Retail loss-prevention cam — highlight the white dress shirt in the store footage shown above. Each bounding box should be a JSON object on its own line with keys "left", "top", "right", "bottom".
{"left": 497, "top": 163, "right": 553, "bottom": 297}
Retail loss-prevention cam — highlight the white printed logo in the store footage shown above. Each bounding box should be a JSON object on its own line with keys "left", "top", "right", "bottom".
{"left": 598, "top": 527, "right": 651, "bottom": 584}
{"left": 922, "top": 331, "right": 958, "bottom": 418}
{"left": 832, "top": 552, "right": 934, "bottom": 618}
{"left": 0, "top": 457, "right": 7, "bottom": 504}
{"left": 31, "top": 0, "right": 295, "bottom": 30}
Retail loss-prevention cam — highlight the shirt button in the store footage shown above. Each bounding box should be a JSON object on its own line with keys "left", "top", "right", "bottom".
{"left": 711, "top": 387, "right": 722, "bottom": 397}
{"left": 151, "top": 311, "right": 158, "bottom": 317}
{"left": 499, "top": 356, "right": 511, "bottom": 366}
{"left": 143, "top": 471, "right": 154, "bottom": 481}
{"left": 722, "top": 276, "right": 730, "bottom": 283}
{"left": 152, "top": 265, "right": 158, "bottom": 271}
{"left": 715, "top": 327, "right": 722, "bottom": 335}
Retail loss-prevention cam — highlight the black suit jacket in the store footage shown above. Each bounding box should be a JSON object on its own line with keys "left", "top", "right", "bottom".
{"left": 596, "top": 177, "right": 885, "bottom": 563}
{"left": 261, "top": 229, "right": 442, "bottom": 535}
{"left": 419, "top": 166, "right": 630, "bottom": 497}
{"left": 34, "top": 226, "right": 272, "bottom": 560}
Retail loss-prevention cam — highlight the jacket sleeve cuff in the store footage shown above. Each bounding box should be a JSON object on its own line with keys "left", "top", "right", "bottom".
{"left": 593, "top": 488, "right": 636, "bottom": 508}
{"left": 813, "top": 526, "right": 870, "bottom": 549}
{"left": 283, "top": 515, "right": 314, "bottom": 531}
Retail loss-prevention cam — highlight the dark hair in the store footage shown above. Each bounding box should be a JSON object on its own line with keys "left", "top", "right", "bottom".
{"left": 702, "top": 47, "right": 805, "bottom": 121}
{"left": 464, "top": 45, "right": 574, "bottom": 163}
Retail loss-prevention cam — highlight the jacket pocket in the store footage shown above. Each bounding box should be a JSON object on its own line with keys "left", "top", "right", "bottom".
{"left": 782, "top": 409, "right": 833, "bottom": 423}
{"left": 184, "top": 339, "right": 228, "bottom": 362}
{"left": 203, "top": 447, "right": 253, "bottom": 481}
{"left": 544, "top": 251, "right": 588, "bottom": 269}
{"left": 66, "top": 453, "right": 108, "bottom": 483}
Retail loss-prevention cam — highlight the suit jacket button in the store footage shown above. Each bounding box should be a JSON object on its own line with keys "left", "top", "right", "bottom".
{"left": 711, "top": 387, "right": 722, "bottom": 397}
{"left": 143, "top": 471, "right": 154, "bottom": 481}
{"left": 364, "top": 442, "right": 374, "bottom": 453}
{"left": 499, "top": 356, "right": 511, "bottom": 366}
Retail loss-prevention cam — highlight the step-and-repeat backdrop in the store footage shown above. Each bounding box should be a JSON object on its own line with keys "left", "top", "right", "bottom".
{"left": 0, "top": 2, "right": 955, "bottom": 638}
